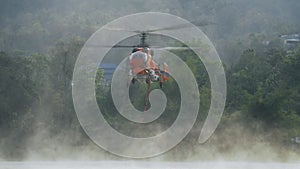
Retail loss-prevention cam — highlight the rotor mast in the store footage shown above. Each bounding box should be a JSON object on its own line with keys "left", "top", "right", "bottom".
{"left": 140, "top": 32, "right": 148, "bottom": 48}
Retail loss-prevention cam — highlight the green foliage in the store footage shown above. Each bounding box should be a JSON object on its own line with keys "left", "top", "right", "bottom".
{"left": 227, "top": 46, "right": 300, "bottom": 131}
{"left": 0, "top": 51, "right": 51, "bottom": 159}
{"left": 46, "top": 38, "right": 84, "bottom": 129}
{"left": 0, "top": 52, "right": 48, "bottom": 126}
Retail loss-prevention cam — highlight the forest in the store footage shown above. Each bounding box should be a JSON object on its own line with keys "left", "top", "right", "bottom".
{"left": 0, "top": 0, "right": 299, "bottom": 161}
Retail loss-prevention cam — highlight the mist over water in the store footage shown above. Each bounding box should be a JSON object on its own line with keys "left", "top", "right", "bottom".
{"left": 1, "top": 161, "right": 300, "bottom": 169}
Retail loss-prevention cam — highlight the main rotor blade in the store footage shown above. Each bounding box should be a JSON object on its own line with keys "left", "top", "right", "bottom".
{"left": 86, "top": 44, "right": 138, "bottom": 48}
{"left": 111, "top": 45, "right": 139, "bottom": 48}
{"left": 154, "top": 46, "right": 202, "bottom": 50}
{"left": 86, "top": 45, "right": 202, "bottom": 50}
{"left": 104, "top": 21, "right": 214, "bottom": 34}
{"left": 135, "top": 21, "right": 214, "bottom": 33}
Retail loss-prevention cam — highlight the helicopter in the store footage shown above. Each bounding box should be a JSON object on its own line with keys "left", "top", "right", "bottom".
{"left": 104, "top": 21, "right": 211, "bottom": 111}
{"left": 106, "top": 20, "right": 212, "bottom": 88}
{"left": 127, "top": 32, "right": 171, "bottom": 89}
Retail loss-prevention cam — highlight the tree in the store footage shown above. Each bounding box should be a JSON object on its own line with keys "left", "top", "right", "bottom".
{"left": 47, "top": 37, "right": 84, "bottom": 129}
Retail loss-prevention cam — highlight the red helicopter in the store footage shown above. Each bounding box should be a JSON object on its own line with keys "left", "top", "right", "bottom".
{"left": 125, "top": 33, "right": 171, "bottom": 111}
{"left": 106, "top": 21, "right": 212, "bottom": 88}
{"left": 104, "top": 22, "right": 211, "bottom": 111}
